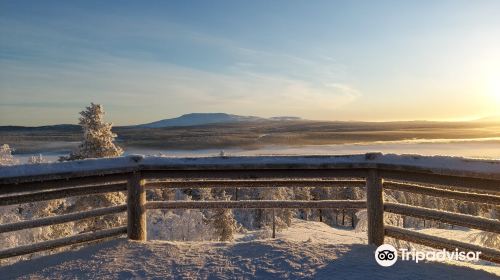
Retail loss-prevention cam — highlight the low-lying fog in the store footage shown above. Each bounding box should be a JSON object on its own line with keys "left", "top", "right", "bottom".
{"left": 13, "top": 138, "right": 500, "bottom": 164}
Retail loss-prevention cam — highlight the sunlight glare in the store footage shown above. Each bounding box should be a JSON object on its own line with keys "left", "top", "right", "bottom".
{"left": 490, "top": 75, "right": 500, "bottom": 104}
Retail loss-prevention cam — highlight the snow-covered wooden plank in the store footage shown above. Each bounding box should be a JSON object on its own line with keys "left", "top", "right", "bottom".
{"left": 379, "top": 170, "right": 499, "bottom": 192}
{"left": 141, "top": 168, "right": 366, "bottom": 181}
{"left": 1, "top": 153, "right": 500, "bottom": 189}
{"left": 0, "top": 205, "right": 127, "bottom": 233}
{"left": 139, "top": 153, "right": 500, "bottom": 180}
{"left": 146, "top": 179, "right": 366, "bottom": 189}
{"left": 0, "top": 183, "right": 127, "bottom": 206}
{"left": 384, "top": 181, "right": 500, "bottom": 204}
{"left": 385, "top": 225, "right": 500, "bottom": 264}
{"left": 146, "top": 200, "right": 366, "bottom": 210}
{"left": 373, "top": 153, "right": 500, "bottom": 180}
{"left": 0, "top": 156, "right": 138, "bottom": 184}
{"left": 139, "top": 154, "right": 370, "bottom": 170}
{"left": 384, "top": 203, "right": 500, "bottom": 234}
{"left": 0, "top": 226, "right": 127, "bottom": 259}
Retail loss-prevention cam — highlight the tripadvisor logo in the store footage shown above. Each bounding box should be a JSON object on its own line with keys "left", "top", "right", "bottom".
{"left": 374, "top": 244, "right": 482, "bottom": 267}
{"left": 375, "top": 244, "right": 398, "bottom": 267}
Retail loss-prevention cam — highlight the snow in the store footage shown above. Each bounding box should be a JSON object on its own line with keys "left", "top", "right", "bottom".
{"left": 1, "top": 220, "right": 498, "bottom": 279}
{"left": 2, "top": 153, "right": 500, "bottom": 181}
{"left": 0, "top": 156, "right": 137, "bottom": 180}
{"left": 373, "top": 153, "right": 500, "bottom": 176}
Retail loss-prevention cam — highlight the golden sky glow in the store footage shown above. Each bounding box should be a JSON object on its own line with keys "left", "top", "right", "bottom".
{"left": 1, "top": 1, "right": 500, "bottom": 125}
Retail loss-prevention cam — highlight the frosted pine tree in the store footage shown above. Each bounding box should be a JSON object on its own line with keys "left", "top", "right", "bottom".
{"left": 293, "top": 187, "right": 312, "bottom": 220}
{"left": 210, "top": 191, "right": 237, "bottom": 241}
{"left": 257, "top": 187, "right": 293, "bottom": 232}
{"left": 67, "top": 103, "right": 123, "bottom": 160}
{"left": 311, "top": 186, "right": 329, "bottom": 223}
{"left": 28, "top": 154, "right": 45, "bottom": 164}
{"left": 0, "top": 144, "right": 17, "bottom": 166}
{"left": 64, "top": 103, "right": 126, "bottom": 232}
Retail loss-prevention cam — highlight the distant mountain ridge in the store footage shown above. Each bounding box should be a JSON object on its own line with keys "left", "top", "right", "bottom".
{"left": 475, "top": 115, "right": 500, "bottom": 123}
{"left": 0, "top": 124, "right": 80, "bottom": 132}
{"left": 137, "top": 113, "right": 302, "bottom": 128}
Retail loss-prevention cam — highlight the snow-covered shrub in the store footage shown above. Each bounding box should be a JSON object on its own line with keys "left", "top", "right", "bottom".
{"left": 294, "top": 187, "right": 312, "bottom": 220}
{"left": 257, "top": 187, "right": 294, "bottom": 231}
{"left": 354, "top": 209, "right": 401, "bottom": 233}
{"left": 0, "top": 144, "right": 17, "bottom": 166}
{"left": 28, "top": 154, "right": 46, "bottom": 164}
{"left": 354, "top": 210, "right": 368, "bottom": 233}
{"left": 148, "top": 191, "right": 213, "bottom": 241}
{"left": 0, "top": 200, "right": 75, "bottom": 265}
{"left": 467, "top": 231, "right": 500, "bottom": 248}
{"left": 68, "top": 192, "right": 127, "bottom": 233}
{"left": 148, "top": 209, "right": 212, "bottom": 241}
{"left": 310, "top": 185, "right": 363, "bottom": 227}
{"left": 208, "top": 191, "right": 237, "bottom": 241}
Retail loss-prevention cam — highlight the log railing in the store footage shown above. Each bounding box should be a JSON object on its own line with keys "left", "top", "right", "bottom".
{"left": 0, "top": 153, "right": 498, "bottom": 263}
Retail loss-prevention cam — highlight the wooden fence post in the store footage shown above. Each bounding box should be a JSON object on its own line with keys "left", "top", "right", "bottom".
{"left": 127, "top": 171, "right": 146, "bottom": 241}
{"left": 272, "top": 208, "right": 276, "bottom": 239}
{"left": 366, "top": 169, "right": 384, "bottom": 246}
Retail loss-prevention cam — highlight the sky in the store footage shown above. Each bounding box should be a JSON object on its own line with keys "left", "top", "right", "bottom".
{"left": 1, "top": 0, "right": 500, "bottom": 126}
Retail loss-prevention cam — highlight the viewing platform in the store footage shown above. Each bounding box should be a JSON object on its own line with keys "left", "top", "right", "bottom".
{"left": 0, "top": 153, "right": 499, "bottom": 279}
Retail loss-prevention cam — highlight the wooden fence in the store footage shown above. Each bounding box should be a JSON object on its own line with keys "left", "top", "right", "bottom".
{"left": 0, "top": 153, "right": 499, "bottom": 263}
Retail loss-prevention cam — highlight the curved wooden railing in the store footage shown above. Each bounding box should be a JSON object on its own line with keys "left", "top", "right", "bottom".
{"left": 0, "top": 153, "right": 499, "bottom": 263}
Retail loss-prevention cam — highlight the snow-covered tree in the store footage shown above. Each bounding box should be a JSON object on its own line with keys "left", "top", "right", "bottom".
{"left": 311, "top": 186, "right": 329, "bottom": 223}
{"left": 60, "top": 103, "right": 125, "bottom": 232}
{"left": 28, "top": 154, "right": 46, "bottom": 164}
{"left": 0, "top": 199, "right": 75, "bottom": 265}
{"left": 65, "top": 103, "right": 123, "bottom": 160}
{"left": 0, "top": 144, "right": 17, "bottom": 166}
{"left": 147, "top": 190, "right": 213, "bottom": 241}
{"left": 68, "top": 191, "right": 127, "bottom": 233}
{"left": 209, "top": 191, "right": 237, "bottom": 241}
{"left": 294, "top": 187, "right": 312, "bottom": 220}
{"left": 257, "top": 187, "right": 293, "bottom": 233}
{"left": 233, "top": 188, "right": 258, "bottom": 229}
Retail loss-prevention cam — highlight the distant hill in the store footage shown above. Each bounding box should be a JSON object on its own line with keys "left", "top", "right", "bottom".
{"left": 0, "top": 124, "right": 80, "bottom": 132}
{"left": 269, "top": 116, "right": 302, "bottom": 121}
{"left": 137, "top": 113, "right": 302, "bottom": 128}
{"left": 475, "top": 115, "right": 500, "bottom": 123}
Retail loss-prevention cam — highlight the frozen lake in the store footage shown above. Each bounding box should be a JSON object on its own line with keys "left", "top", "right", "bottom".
{"left": 13, "top": 137, "right": 500, "bottom": 163}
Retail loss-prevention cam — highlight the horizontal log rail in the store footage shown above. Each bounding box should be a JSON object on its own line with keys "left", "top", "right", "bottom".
{"left": 0, "top": 183, "right": 128, "bottom": 206}
{"left": 378, "top": 169, "right": 499, "bottom": 192}
{"left": 140, "top": 169, "right": 367, "bottom": 180}
{"left": 385, "top": 225, "right": 500, "bottom": 264}
{"left": 0, "top": 205, "right": 127, "bottom": 234}
{"left": 383, "top": 181, "right": 500, "bottom": 204}
{"left": 0, "top": 173, "right": 129, "bottom": 196}
{"left": 0, "top": 226, "right": 127, "bottom": 259}
{"left": 384, "top": 203, "right": 500, "bottom": 234}
{"left": 146, "top": 200, "right": 367, "bottom": 210}
{"left": 146, "top": 179, "right": 366, "bottom": 189}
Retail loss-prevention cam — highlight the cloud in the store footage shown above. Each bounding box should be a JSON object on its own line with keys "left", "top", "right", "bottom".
{"left": 1, "top": 54, "right": 360, "bottom": 124}
{"left": 0, "top": 14, "right": 361, "bottom": 125}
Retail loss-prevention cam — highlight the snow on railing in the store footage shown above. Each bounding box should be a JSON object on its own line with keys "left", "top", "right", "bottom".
{"left": 0, "top": 153, "right": 499, "bottom": 263}
{"left": 2, "top": 153, "right": 500, "bottom": 182}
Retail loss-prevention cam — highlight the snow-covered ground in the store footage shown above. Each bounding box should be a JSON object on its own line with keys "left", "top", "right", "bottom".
{"left": 1, "top": 220, "right": 498, "bottom": 279}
